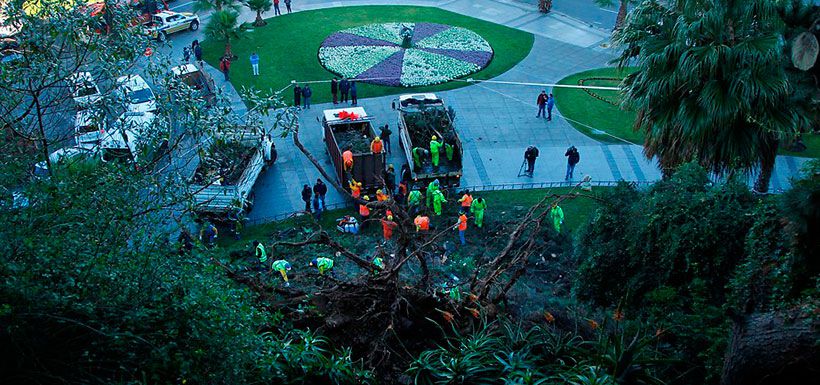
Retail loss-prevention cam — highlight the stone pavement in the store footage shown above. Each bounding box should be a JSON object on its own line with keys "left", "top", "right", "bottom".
{"left": 161, "top": 0, "right": 812, "bottom": 222}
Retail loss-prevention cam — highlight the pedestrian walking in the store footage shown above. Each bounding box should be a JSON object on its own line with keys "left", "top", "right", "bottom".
{"left": 313, "top": 178, "right": 327, "bottom": 210}
{"left": 330, "top": 77, "right": 338, "bottom": 104}
{"left": 384, "top": 164, "right": 396, "bottom": 194}
{"left": 250, "top": 52, "right": 260, "bottom": 76}
{"left": 262, "top": 134, "right": 274, "bottom": 165}
{"left": 564, "top": 146, "right": 580, "bottom": 180}
{"left": 549, "top": 203, "right": 564, "bottom": 232}
{"left": 272, "top": 259, "right": 292, "bottom": 287}
{"left": 192, "top": 40, "right": 203, "bottom": 64}
{"left": 547, "top": 93, "right": 555, "bottom": 121}
{"left": 301, "top": 184, "right": 312, "bottom": 212}
{"left": 524, "top": 145, "right": 539, "bottom": 176}
{"left": 339, "top": 77, "right": 350, "bottom": 103}
{"left": 536, "top": 90, "right": 547, "bottom": 118}
{"left": 309, "top": 256, "right": 335, "bottom": 276}
{"left": 273, "top": 0, "right": 281, "bottom": 15}
{"left": 293, "top": 83, "right": 301, "bottom": 108}
{"left": 253, "top": 240, "right": 268, "bottom": 270}
{"left": 219, "top": 56, "right": 231, "bottom": 81}
{"left": 379, "top": 124, "right": 392, "bottom": 154}
{"left": 456, "top": 212, "right": 467, "bottom": 245}
{"left": 470, "top": 197, "right": 486, "bottom": 228}
{"left": 350, "top": 80, "right": 357, "bottom": 105}
{"left": 284, "top": 0, "right": 292, "bottom": 13}
{"left": 301, "top": 85, "right": 312, "bottom": 109}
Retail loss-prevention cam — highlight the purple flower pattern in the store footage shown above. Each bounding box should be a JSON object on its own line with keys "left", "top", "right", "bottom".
{"left": 319, "top": 22, "right": 494, "bottom": 87}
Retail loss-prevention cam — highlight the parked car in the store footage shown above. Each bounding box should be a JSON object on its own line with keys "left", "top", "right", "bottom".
{"left": 32, "top": 146, "right": 100, "bottom": 178}
{"left": 99, "top": 111, "right": 157, "bottom": 163}
{"left": 74, "top": 108, "right": 106, "bottom": 146}
{"left": 69, "top": 71, "right": 102, "bottom": 109}
{"left": 116, "top": 74, "right": 156, "bottom": 113}
{"left": 146, "top": 11, "right": 199, "bottom": 42}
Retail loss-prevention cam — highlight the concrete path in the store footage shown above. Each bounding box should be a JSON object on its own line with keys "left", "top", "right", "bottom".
{"left": 159, "top": 0, "right": 813, "bottom": 223}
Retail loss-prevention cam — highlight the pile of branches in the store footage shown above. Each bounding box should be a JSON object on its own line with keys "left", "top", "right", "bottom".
{"left": 192, "top": 139, "right": 254, "bottom": 185}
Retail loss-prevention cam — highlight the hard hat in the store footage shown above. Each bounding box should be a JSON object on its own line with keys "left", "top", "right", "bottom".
{"left": 387, "top": 215, "right": 393, "bottom": 220}
{"left": 363, "top": 195, "right": 370, "bottom": 201}
{"left": 309, "top": 258, "right": 317, "bottom": 266}
{"left": 377, "top": 189, "right": 383, "bottom": 194}
{"left": 284, "top": 262, "right": 292, "bottom": 271}
{"left": 357, "top": 182, "right": 362, "bottom": 186}
{"left": 374, "top": 137, "right": 381, "bottom": 141}
{"left": 432, "top": 135, "right": 437, "bottom": 140}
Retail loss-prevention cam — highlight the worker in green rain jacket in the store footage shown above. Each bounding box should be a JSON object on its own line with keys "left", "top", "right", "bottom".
{"left": 310, "top": 257, "right": 335, "bottom": 276}
{"left": 271, "top": 259, "right": 292, "bottom": 287}
{"left": 412, "top": 147, "right": 428, "bottom": 169}
{"left": 444, "top": 142, "right": 454, "bottom": 161}
{"left": 426, "top": 179, "right": 440, "bottom": 208}
{"left": 430, "top": 136, "right": 443, "bottom": 167}
{"left": 550, "top": 203, "right": 564, "bottom": 232}
{"left": 470, "top": 197, "right": 487, "bottom": 228}
{"left": 432, "top": 189, "right": 447, "bottom": 216}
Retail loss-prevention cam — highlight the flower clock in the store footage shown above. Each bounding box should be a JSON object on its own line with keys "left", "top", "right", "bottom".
{"left": 319, "top": 23, "right": 494, "bottom": 87}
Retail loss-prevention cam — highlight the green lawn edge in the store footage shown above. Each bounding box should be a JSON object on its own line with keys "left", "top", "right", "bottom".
{"left": 202, "top": 5, "right": 534, "bottom": 104}
{"left": 553, "top": 67, "right": 641, "bottom": 144}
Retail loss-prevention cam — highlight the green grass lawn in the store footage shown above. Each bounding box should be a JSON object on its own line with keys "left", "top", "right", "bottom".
{"left": 780, "top": 133, "right": 820, "bottom": 159}
{"left": 202, "top": 6, "right": 533, "bottom": 104}
{"left": 553, "top": 67, "right": 640, "bottom": 144}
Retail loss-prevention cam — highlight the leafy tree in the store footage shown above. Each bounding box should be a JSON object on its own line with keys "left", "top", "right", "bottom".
{"left": 592, "top": 0, "right": 634, "bottom": 30}
{"left": 245, "top": 0, "right": 272, "bottom": 27}
{"left": 204, "top": 9, "right": 249, "bottom": 58}
{"left": 614, "top": 0, "right": 798, "bottom": 192}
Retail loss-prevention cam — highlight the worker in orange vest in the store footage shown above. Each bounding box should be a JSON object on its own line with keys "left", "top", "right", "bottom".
{"left": 349, "top": 179, "right": 362, "bottom": 198}
{"left": 370, "top": 137, "right": 383, "bottom": 154}
{"left": 414, "top": 215, "right": 430, "bottom": 232}
{"left": 381, "top": 214, "right": 397, "bottom": 240}
{"left": 458, "top": 190, "right": 473, "bottom": 213}
{"left": 359, "top": 195, "right": 371, "bottom": 229}
{"left": 343, "top": 148, "right": 354, "bottom": 171}
{"left": 376, "top": 189, "right": 389, "bottom": 202}
{"left": 456, "top": 212, "right": 468, "bottom": 245}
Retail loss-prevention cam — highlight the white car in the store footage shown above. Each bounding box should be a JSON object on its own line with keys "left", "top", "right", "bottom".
{"left": 147, "top": 11, "right": 200, "bottom": 42}
{"left": 99, "top": 111, "right": 157, "bottom": 163}
{"left": 32, "top": 146, "right": 100, "bottom": 178}
{"left": 69, "top": 71, "right": 102, "bottom": 109}
{"left": 74, "top": 108, "right": 106, "bottom": 146}
{"left": 116, "top": 74, "right": 156, "bottom": 113}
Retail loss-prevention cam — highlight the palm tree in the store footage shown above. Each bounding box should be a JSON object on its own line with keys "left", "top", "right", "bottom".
{"left": 614, "top": 0, "right": 799, "bottom": 192}
{"left": 204, "top": 10, "right": 248, "bottom": 58}
{"left": 593, "top": 0, "right": 634, "bottom": 30}
{"left": 244, "top": 0, "right": 272, "bottom": 27}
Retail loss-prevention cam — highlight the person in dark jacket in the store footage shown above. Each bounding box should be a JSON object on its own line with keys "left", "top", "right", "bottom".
{"left": 384, "top": 164, "right": 396, "bottom": 195}
{"left": 302, "top": 85, "right": 312, "bottom": 109}
{"left": 330, "top": 78, "right": 338, "bottom": 104}
{"left": 564, "top": 146, "right": 580, "bottom": 180}
{"left": 524, "top": 145, "right": 539, "bottom": 176}
{"left": 192, "top": 40, "right": 203, "bottom": 64}
{"left": 313, "top": 178, "right": 327, "bottom": 210}
{"left": 301, "top": 184, "right": 312, "bottom": 212}
{"left": 401, "top": 163, "right": 411, "bottom": 184}
{"left": 379, "top": 124, "right": 392, "bottom": 154}
{"left": 536, "top": 90, "right": 547, "bottom": 118}
{"left": 339, "top": 78, "right": 350, "bottom": 103}
{"left": 349, "top": 80, "right": 357, "bottom": 105}
{"left": 293, "top": 84, "right": 301, "bottom": 108}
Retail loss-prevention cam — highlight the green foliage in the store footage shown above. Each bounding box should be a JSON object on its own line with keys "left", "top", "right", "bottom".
{"left": 204, "top": 10, "right": 250, "bottom": 54}
{"left": 614, "top": 0, "right": 797, "bottom": 188}
{"left": 408, "top": 318, "right": 666, "bottom": 385}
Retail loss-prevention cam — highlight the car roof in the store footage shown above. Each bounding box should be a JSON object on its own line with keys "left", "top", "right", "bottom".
{"left": 171, "top": 63, "right": 198, "bottom": 77}
{"left": 75, "top": 109, "right": 103, "bottom": 124}
{"left": 117, "top": 74, "right": 150, "bottom": 89}
{"left": 154, "top": 11, "right": 178, "bottom": 18}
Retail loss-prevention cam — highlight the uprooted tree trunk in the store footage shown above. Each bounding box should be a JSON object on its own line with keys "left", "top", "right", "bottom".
{"left": 721, "top": 309, "right": 819, "bottom": 385}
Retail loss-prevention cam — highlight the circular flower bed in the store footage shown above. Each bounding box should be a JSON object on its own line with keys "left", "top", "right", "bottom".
{"left": 318, "top": 22, "right": 494, "bottom": 87}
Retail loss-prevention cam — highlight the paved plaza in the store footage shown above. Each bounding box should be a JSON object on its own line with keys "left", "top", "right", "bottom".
{"left": 162, "top": 0, "right": 812, "bottom": 222}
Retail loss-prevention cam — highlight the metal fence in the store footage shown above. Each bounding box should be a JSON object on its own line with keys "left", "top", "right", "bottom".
{"left": 244, "top": 180, "right": 654, "bottom": 225}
